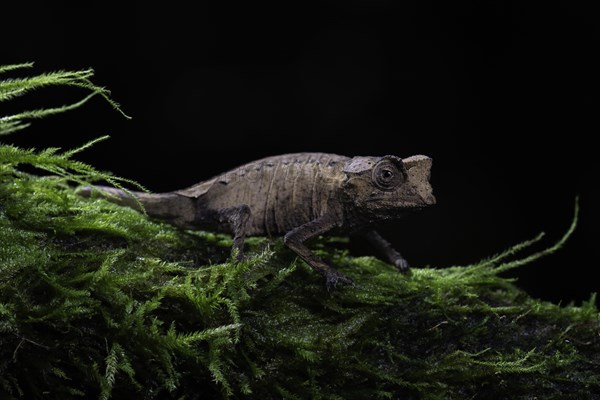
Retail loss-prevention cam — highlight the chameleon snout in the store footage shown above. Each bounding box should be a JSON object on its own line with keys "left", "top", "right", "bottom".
{"left": 421, "top": 191, "right": 436, "bottom": 206}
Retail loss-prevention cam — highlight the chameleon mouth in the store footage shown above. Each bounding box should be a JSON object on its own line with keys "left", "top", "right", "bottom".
{"left": 366, "top": 197, "right": 434, "bottom": 209}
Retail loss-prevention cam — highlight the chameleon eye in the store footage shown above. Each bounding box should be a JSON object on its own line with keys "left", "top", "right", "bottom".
{"left": 372, "top": 161, "right": 404, "bottom": 190}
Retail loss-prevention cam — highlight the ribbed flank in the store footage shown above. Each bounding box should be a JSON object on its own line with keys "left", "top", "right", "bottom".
{"left": 200, "top": 153, "right": 348, "bottom": 236}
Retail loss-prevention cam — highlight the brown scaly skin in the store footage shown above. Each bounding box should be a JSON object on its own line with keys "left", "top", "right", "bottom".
{"left": 80, "top": 153, "right": 435, "bottom": 289}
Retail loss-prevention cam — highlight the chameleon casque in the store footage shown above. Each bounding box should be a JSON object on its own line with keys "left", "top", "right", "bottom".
{"left": 82, "top": 153, "right": 435, "bottom": 289}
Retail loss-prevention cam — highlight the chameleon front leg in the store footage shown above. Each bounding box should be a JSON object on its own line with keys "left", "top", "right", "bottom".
{"left": 283, "top": 215, "right": 353, "bottom": 290}
{"left": 362, "top": 230, "right": 411, "bottom": 273}
{"left": 219, "top": 205, "right": 251, "bottom": 260}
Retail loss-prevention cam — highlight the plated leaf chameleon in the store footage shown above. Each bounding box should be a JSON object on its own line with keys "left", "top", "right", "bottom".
{"left": 81, "top": 153, "right": 435, "bottom": 289}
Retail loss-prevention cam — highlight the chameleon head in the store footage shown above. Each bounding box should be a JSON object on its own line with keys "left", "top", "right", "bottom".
{"left": 342, "top": 154, "right": 436, "bottom": 218}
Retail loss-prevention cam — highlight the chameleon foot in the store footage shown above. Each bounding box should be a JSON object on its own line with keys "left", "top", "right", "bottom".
{"left": 325, "top": 269, "right": 354, "bottom": 291}
{"left": 235, "top": 253, "right": 252, "bottom": 262}
{"left": 393, "top": 257, "right": 411, "bottom": 274}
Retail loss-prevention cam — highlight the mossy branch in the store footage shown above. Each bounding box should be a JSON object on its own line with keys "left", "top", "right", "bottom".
{"left": 0, "top": 63, "right": 598, "bottom": 399}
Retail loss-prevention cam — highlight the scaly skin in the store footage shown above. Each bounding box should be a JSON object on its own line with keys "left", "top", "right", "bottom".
{"left": 80, "top": 153, "right": 435, "bottom": 289}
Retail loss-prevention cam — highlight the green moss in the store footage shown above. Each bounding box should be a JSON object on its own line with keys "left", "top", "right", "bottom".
{"left": 1, "top": 64, "right": 599, "bottom": 399}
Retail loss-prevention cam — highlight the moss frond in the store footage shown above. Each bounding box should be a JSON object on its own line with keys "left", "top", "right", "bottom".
{"left": 492, "top": 197, "right": 578, "bottom": 273}
{"left": 0, "top": 65, "right": 146, "bottom": 212}
{"left": 1, "top": 92, "right": 98, "bottom": 129}
{"left": 0, "top": 63, "right": 129, "bottom": 138}
{"left": 0, "top": 62, "right": 35, "bottom": 75}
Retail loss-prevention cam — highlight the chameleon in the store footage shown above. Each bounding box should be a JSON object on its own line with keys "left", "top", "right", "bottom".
{"left": 80, "top": 153, "right": 435, "bottom": 289}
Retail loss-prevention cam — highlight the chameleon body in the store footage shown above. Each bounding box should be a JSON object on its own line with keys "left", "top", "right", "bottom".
{"left": 82, "top": 153, "right": 435, "bottom": 288}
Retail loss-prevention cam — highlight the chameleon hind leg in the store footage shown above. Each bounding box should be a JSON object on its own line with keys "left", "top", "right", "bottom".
{"left": 219, "top": 205, "right": 251, "bottom": 260}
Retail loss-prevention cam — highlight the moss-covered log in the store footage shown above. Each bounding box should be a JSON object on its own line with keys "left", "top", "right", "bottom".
{"left": 1, "top": 64, "right": 598, "bottom": 399}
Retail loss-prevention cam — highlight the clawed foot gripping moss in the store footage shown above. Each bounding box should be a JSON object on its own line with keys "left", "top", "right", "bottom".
{"left": 1, "top": 64, "right": 598, "bottom": 399}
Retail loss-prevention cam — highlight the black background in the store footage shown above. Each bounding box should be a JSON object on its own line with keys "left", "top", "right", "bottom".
{"left": 3, "top": 2, "right": 598, "bottom": 304}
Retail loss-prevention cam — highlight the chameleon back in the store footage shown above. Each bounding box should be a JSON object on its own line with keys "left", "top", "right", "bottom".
{"left": 176, "top": 153, "right": 349, "bottom": 235}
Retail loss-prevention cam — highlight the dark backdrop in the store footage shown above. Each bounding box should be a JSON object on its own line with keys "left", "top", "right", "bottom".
{"left": 4, "top": 2, "right": 598, "bottom": 304}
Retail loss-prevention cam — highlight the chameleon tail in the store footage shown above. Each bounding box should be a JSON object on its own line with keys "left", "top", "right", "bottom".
{"left": 78, "top": 185, "right": 197, "bottom": 228}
